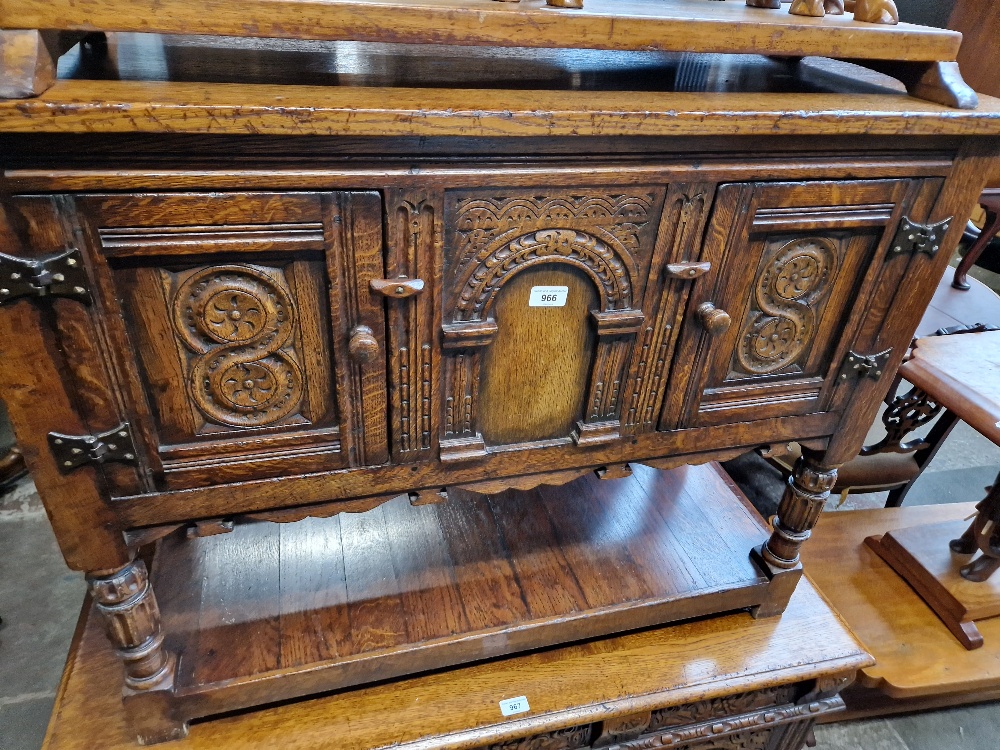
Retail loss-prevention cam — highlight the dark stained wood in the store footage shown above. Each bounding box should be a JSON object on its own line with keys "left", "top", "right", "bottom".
{"left": 132, "top": 464, "right": 784, "bottom": 731}
{"left": 950, "top": 0, "right": 1000, "bottom": 100}
{"left": 0, "top": 34, "right": 997, "bottom": 744}
{"left": 954, "top": 189, "right": 1000, "bottom": 290}
{"left": 43, "top": 563, "right": 870, "bottom": 750}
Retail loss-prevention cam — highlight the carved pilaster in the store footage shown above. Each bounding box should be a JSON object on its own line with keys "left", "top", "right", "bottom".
{"left": 386, "top": 192, "right": 438, "bottom": 462}
{"left": 623, "top": 187, "right": 711, "bottom": 435}
{"left": 761, "top": 453, "right": 838, "bottom": 569}
{"left": 87, "top": 560, "right": 175, "bottom": 692}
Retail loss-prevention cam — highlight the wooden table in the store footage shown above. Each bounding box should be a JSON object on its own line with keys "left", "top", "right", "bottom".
{"left": 804, "top": 503, "right": 1000, "bottom": 720}
{"left": 901, "top": 331, "right": 1000, "bottom": 447}
{"left": 42, "top": 554, "right": 871, "bottom": 750}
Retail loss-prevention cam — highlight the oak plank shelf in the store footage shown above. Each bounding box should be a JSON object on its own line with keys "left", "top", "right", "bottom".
{"left": 149, "top": 463, "right": 787, "bottom": 726}
{"left": 45, "top": 538, "right": 873, "bottom": 750}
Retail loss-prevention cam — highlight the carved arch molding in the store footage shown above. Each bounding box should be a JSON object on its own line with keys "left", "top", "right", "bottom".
{"left": 440, "top": 192, "right": 663, "bottom": 457}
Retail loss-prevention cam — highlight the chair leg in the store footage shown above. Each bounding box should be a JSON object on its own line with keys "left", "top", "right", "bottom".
{"left": 954, "top": 205, "right": 1000, "bottom": 290}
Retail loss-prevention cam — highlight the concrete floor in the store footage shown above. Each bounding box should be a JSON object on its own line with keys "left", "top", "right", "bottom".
{"left": 1, "top": 266, "right": 999, "bottom": 749}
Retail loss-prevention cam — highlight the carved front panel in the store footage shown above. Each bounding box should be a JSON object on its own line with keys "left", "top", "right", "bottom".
{"left": 169, "top": 263, "right": 308, "bottom": 431}
{"left": 663, "top": 179, "right": 930, "bottom": 431}
{"left": 440, "top": 188, "right": 667, "bottom": 457}
{"left": 73, "top": 192, "right": 388, "bottom": 489}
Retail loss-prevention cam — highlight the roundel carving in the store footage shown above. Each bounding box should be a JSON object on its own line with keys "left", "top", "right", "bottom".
{"left": 736, "top": 237, "right": 838, "bottom": 375}
{"left": 174, "top": 265, "right": 303, "bottom": 428}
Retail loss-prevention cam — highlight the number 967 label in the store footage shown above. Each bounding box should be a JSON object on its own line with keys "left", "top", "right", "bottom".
{"left": 499, "top": 696, "right": 530, "bottom": 716}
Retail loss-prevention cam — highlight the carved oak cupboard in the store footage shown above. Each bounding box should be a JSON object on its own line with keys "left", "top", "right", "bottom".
{"left": 0, "top": 27, "right": 998, "bottom": 748}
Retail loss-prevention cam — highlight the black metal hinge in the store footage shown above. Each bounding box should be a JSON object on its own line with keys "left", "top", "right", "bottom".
{"left": 838, "top": 349, "right": 893, "bottom": 383}
{"left": 48, "top": 423, "right": 138, "bottom": 474}
{"left": 889, "top": 217, "right": 952, "bottom": 258}
{"left": 0, "top": 249, "right": 91, "bottom": 306}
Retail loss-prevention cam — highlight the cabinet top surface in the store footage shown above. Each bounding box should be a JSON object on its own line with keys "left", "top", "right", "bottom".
{"left": 1, "top": 0, "right": 963, "bottom": 61}
{"left": 3, "top": 34, "right": 1000, "bottom": 138}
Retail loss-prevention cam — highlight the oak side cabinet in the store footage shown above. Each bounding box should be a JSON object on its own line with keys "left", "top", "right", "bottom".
{"left": 0, "top": 35, "right": 998, "bottom": 746}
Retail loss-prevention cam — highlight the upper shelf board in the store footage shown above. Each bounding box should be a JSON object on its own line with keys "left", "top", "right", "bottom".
{"left": 0, "top": 0, "right": 963, "bottom": 63}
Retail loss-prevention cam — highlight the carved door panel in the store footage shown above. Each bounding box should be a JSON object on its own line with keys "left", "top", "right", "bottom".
{"left": 65, "top": 191, "right": 388, "bottom": 490}
{"left": 438, "top": 187, "right": 672, "bottom": 461}
{"left": 663, "top": 179, "right": 935, "bottom": 431}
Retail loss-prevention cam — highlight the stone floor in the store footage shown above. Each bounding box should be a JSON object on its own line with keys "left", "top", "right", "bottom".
{"left": 1, "top": 266, "right": 999, "bottom": 750}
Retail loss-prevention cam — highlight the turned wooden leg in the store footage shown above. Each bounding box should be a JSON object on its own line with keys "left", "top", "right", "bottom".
{"left": 0, "top": 446, "right": 27, "bottom": 486}
{"left": 88, "top": 560, "right": 187, "bottom": 744}
{"left": 955, "top": 204, "right": 1000, "bottom": 290}
{"left": 853, "top": 0, "right": 898, "bottom": 24}
{"left": 762, "top": 452, "right": 838, "bottom": 570}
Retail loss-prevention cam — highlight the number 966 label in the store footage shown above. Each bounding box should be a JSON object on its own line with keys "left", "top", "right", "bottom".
{"left": 528, "top": 286, "right": 568, "bottom": 307}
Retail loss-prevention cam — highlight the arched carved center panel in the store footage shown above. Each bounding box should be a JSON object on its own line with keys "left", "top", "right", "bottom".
{"left": 174, "top": 265, "right": 303, "bottom": 428}
{"left": 456, "top": 228, "right": 632, "bottom": 321}
{"left": 735, "top": 237, "right": 838, "bottom": 376}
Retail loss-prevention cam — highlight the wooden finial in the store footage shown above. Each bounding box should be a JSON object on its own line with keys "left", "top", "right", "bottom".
{"left": 854, "top": 0, "right": 899, "bottom": 24}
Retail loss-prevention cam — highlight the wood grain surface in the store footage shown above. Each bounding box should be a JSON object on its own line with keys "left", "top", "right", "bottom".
{"left": 142, "top": 463, "right": 788, "bottom": 724}
{"left": 803, "top": 503, "right": 1000, "bottom": 698}
{"left": 0, "top": 0, "right": 962, "bottom": 61}
{"left": 900, "top": 330, "right": 1000, "bottom": 444}
{"left": 42, "top": 573, "right": 870, "bottom": 750}
{"left": 3, "top": 81, "right": 1000, "bottom": 137}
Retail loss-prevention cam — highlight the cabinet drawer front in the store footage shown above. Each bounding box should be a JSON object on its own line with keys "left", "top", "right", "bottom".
{"left": 65, "top": 191, "right": 387, "bottom": 489}
{"left": 664, "top": 179, "right": 936, "bottom": 430}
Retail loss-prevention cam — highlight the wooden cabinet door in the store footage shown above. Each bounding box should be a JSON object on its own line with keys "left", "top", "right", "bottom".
{"left": 437, "top": 186, "right": 675, "bottom": 460}
{"left": 662, "top": 179, "right": 940, "bottom": 431}
{"left": 45, "top": 191, "right": 388, "bottom": 490}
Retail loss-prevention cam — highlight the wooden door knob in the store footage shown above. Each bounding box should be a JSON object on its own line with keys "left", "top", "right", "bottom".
{"left": 370, "top": 278, "right": 425, "bottom": 298}
{"left": 696, "top": 302, "right": 731, "bottom": 336}
{"left": 348, "top": 325, "right": 379, "bottom": 363}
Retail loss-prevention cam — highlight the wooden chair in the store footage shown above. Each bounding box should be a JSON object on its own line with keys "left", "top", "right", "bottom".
{"left": 954, "top": 189, "right": 1000, "bottom": 290}
{"left": 767, "top": 319, "right": 1000, "bottom": 508}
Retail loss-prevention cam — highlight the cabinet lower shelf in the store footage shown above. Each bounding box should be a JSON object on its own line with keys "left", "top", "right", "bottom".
{"left": 141, "top": 462, "right": 789, "bottom": 736}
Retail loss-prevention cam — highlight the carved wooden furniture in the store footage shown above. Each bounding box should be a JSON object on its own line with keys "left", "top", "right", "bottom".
{"left": 804, "top": 502, "right": 1000, "bottom": 721}
{"left": 0, "top": 0, "right": 980, "bottom": 107}
{"left": 764, "top": 270, "right": 1000, "bottom": 507}
{"left": 0, "top": 445, "right": 27, "bottom": 489}
{"left": 1, "top": 31, "right": 998, "bottom": 747}
{"left": 41, "top": 476, "right": 873, "bottom": 750}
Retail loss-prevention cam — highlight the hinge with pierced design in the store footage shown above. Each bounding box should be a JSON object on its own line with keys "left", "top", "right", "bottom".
{"left": 889, "top": 217, "right": 952, "bottom": 258}
{"left": 0, "top": 249, "right": 91, "bottom": 306}
{"left": 48, "top": 423, "right": 138, "bottom": 473}
{"left": 838, "top": 349, "right": 893, "bottom": 383}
